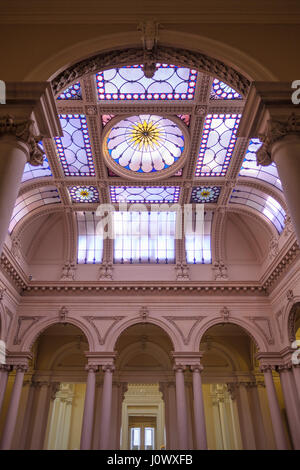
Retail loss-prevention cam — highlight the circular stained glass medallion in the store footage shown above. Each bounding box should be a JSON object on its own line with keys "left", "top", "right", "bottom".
{"left": 103, "top": 115, "right": 187, "bottom": 179}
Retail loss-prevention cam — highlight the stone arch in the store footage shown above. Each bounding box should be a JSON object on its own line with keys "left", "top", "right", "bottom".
{"left": 21, "top": 317, "right": 95, "bottom": 352}
{"left": 193, "top": 317, "right": 267, "bottom": 352}
{"left": 106, "top": 317, "right": 179, "bottom": 351}
{"left": 117, "top": 341, "right": 172, "bottom": 371}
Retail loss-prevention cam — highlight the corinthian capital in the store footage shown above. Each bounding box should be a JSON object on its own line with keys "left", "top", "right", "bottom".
{"left": 0, "top": 115, "right": 44, "bottom": 166}
{"left": 257, "top": 113, "right": 300, "bottom": 166}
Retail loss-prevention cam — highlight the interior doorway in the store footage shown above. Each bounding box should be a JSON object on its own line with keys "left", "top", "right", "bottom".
{"left": 129, "top": 416, "right": 156, "bottom": 450}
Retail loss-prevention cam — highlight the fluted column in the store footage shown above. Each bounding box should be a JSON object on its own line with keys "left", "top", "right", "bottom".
{"left": 191, "top": 365, "right": 207, "bottom": 450}
{"left": 80, "top": 364, "right": 98, "bottom": 450}
{"left": 0, "top": 364, "right": 11, "bottom": 416}
{"left": 278, "top": 364, "right": 300, "bottom": 449}
{"left": 99, "top": 364, "right": 114, "bottom": 450}
{"left": 174, "top": 365, "right": 189, "bottom": 449}
{"left": 260, "top": 366, "right": 288, "bottom": 450}
{"left": 0, "top": 364, "right": 27, "bottom": 449}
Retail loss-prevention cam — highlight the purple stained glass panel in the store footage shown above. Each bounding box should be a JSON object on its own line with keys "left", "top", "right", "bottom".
{"left": 96, "top": 64, "right": 197, "bottom": 100}
{"left": 54, "top": 114, "right": 95, "bottom": 176}
{"left": 195, "top": 114, "right": 241, "bottom": 177}
{"left": 57, "top": 82, "right": 82, "bottom": 100}
{"left": 210, "top": 79, "right": 242, "bottom": 100}
{"left": 110, "top": 186, "right": 180, "bottom": 203}
{"left": 68, "top": 186, "right": 100, "bottom": 203}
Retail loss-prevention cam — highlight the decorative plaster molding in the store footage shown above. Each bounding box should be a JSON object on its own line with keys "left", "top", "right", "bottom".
{"left": 83, "top": 316, "right": 124, "bottom": 345}
{"left": 269, "top": 237, "right": 279, "bottom": 260}
{"left": 213, "top": 260, "right": 228, "bottom": 281}
{"left": 98, "top": 262, "right": 113, "bottom": 281}
{"left": 246, "top": 316, "right": 275, "bottom": 345}
{"left": 275, "top": 309, "right": 284, "bottom": 343}
{"left": 164, "top": 316, "right": 205, "bottom": 345}
{"left": 286, "top": 289, "right": 294, "bottom": 302}
{"left": 139, "top": 306, "right": 149, "bottom": 323}
{"left": 220, "top": 306, "right": 230, "bottom": 323}
{"left": 60, "top": 262, "right": 76, "bottom": 281}
{"left": 59, "top": 305, "right": 68, "bottom": 322}
{"left": 13, "top": 316, "right": 41, "bottom": 345}
{"left": 51, "top": 46, "right": 250, "bottom": 97}
{"left": 175, "top": 262, "right": 190, "bottom": 281}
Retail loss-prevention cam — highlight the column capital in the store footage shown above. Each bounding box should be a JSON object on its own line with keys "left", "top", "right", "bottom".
{"left": 190, "top": 363, "right": 204, "bottom": 373}
{"left": 14, "top": 364, "right": 28, "bottom": 373}
{"left": 85, "top": 364, "right": 99, "bottom": 373}
{"left": 102, "top": 364, "right": 115, "bottom": 373}
{"left": 0, "top": 364, "right": 11, "bottom": 372}
{"left": 238, "top": 81, "right": 300, "bottom": 162}
{"left": 0, "top": 115, "right": 44, "bottom": 165}
{"left": 260, "top": 363, "right": 277, "bottom": 373}
{"left": 173, "top": 364, "right": 186, "bottom": 372}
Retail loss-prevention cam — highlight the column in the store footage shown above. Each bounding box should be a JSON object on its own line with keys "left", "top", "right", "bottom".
{"left": 292, "top": 365, "right": 300, "bottom": 402}
{"left": 166, "top": 382, "right": 177, "bottom": 449}
{"left": 80, "top": 364, "right": 98, "bottom": 450}
{"left": 0, "top": 364, "right": 11, "bottom": 416}
{"left": 30, "top": 381, "right": 52, "bottom": 449}
{"left": 235, "top": 382, "right": 256, "bottom": 449}
{"left": 174, "top": 365, "right": 189, "bottom": 449}
{"left": 246, "top": 382, "right": 267, "bottom": 449}
{"left": 99, "top": 364, "right": 114, "bottom": 450}
{"left": 260, "top": 366, "right": 288, "bottom": 450}
{"left": 191, "top": 365, "right": 207, "bottom": 450}
{"left": 0, "top": 83, "right": 61, "bottom": 255}
{"left": 238, "top": 83, "right": 300, "bottom": 244}
{"left": 226, "top": 385, "right": 242, "bottom": 450}
{"left": 279, "top": 365, "right": 300, "bottom": 449}
{"left": 0, "top": 364, "right": 27, "bottom": 449}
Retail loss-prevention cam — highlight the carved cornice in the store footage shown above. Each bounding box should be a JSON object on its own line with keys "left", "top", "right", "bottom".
{"left": 51, "top": 46, "right": 250, "bottom": 97}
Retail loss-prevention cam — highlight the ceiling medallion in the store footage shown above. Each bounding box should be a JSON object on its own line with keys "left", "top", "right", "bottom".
{"left": 102, "top": 114, "right": 189, "bottom": 180}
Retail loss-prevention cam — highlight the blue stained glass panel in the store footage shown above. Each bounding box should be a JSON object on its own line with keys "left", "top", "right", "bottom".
{"left": 54, "top": 114, "right": 95, "bottom": 176}
{"left": 9, "top": 186, "right": 61, "bottom": 233}
{"left": 96, "top": 64, "right": 197, "bottom": 100}
{"left": 239, "top": 139, "right": 282, "bottom": 190}
{"left": 110, "top": 186, "right": 180, "bottom": 203}
{"left": 210, "top": 79, "right": 242, "bottom": 100}
{"left": 230, "top": 185, "right": 285, "bottom": 233}
{"left": 57, "top": 82, "right": 82, "bottom": 100}
{"left": 195, "top": 114, "right": 241, "bottom": 177}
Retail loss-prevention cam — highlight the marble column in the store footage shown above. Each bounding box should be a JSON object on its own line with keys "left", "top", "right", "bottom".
{"left": 235, "top": 382, "right": 256, "bottom": 449}
{"left": 191, "top": 365, "right": 207, "bottom": 450}
{"left": 0, "top": 118, "right": 45, "bottom": 255}
{"left": 0, "top": 364, "right": 27, "bottom": 449}
{"left": 279, "top": 365, "right": 300, "bottom": 449}
{"left": 30, "top": 381, "right": 52, "bottom": 449}
{"left": 166, "top": 382, "right": 177, "bottom": 449}
{"left": 247, "top": 382, "right": 267, "bottom": 449}
{"left": 174, "top": 365, "right": 189, "bottom": 449}
{"left": 261, "top": 366, "right": 288, "bottom": 450}
{"left": 292, "top": 365, "right": 300, "bottom": 402}
{"left": 0, "top": 364, "right": 11, "bottom": 416}
{"left": 80, "top": 365, "right": 98, "bottom": 450}
{"left": 99, "top": 365, "right": 114, "bottom": 450}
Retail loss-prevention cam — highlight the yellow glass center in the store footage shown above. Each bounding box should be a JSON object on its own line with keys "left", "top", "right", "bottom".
{"left": 129, "top": 120, "right": 162, "bottom": 150}
{"left": 201, "top": 190, "right": 210, "bottom": 197}
{"left": 80, "top": 190, "right": 89, "bottom": 197}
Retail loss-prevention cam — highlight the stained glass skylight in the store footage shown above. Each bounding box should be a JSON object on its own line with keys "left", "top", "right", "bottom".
{"left": 210, "top": 79, "right": 242, "bottom": 100}
{"left": 57, "top": 82, "right": 82, "bottom": 100}
{"left": 9, "top": 186, "right": 61, "bottom": 233}
{"left": 96, "top": 64, "right": 197, "bottom": 100}
{"left": 76, "top": 211, "right": 103, "bottom": 264}
{"left": 101, "top": 114, "right": 115, "bottom": 127}
{"left": 54, "top": 114, "right": 95, "bottom": 176}
{"left": 195, "top": 114, "right": 241, "bottom": 177}
{"left": 185, "top": 211, "right": 213, "bottom": 264}
{"left": 177, "top": 115, "right": 191, "bottom": 126}
{"left": 239, "top": 139, "right": 282, "bottom": 190}
{"left": 190, "top": 186, "right": 221, "bottom": 203}
{"left": 110, "top": 186, "right": 180, "bottom": 204}
{"left": 113, "top": 211, "right": 176, "bottom": 264}
{"left": 230, "top": 185, "right": 286, "bottom": 233}
{"left": 105, "top": 114, "right": 185, "bottom": 174}
{"left": 68, "top": 186, "right": 100, "bottom": 203}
